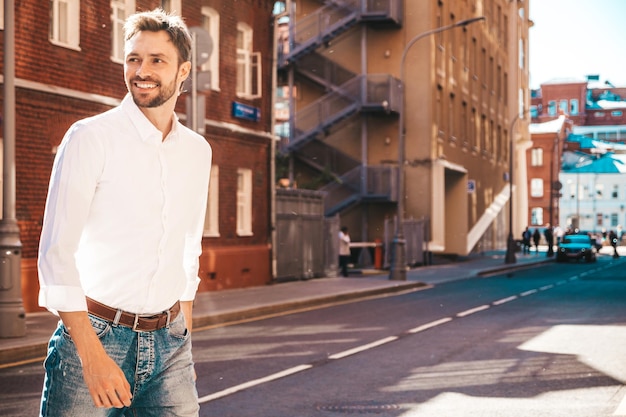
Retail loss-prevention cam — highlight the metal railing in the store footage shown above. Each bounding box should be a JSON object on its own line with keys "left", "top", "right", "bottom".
{"left": 321, "top": 165, "right": 398, "bottom": 214}
{"left": 290, "top": 74, "right": 400, "bottom": 150}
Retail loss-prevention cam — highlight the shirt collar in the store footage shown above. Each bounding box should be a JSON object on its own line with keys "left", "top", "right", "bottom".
{"left": 121, "top": 94, "right": 179, "bottom": 144}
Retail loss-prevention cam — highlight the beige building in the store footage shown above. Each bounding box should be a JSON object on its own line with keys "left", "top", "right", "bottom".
{"left": 278, "top": 0, "right": 532, "bottom": 259}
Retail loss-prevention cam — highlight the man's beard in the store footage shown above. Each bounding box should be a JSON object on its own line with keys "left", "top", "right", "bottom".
{"left": 131, "top": 77, "right": 178, "bottom": 108}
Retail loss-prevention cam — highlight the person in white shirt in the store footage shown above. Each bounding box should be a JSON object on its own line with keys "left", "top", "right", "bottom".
{"left": 338, "top": 226, "right": 351, "bottom": 277}
{"left": 37, "top": 9, "right": 211, "bottom": 416}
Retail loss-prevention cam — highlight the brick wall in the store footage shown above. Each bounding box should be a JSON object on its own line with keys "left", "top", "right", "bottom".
{"left": 0, "top": 0, "right": 276, "bottom": 310}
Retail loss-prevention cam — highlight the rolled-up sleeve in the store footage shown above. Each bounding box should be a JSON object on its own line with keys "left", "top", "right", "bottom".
{"left": 38, "top": 123, "right": 104, "bottom": 313}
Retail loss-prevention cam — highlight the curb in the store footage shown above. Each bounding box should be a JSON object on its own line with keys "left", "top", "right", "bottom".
{"left": 192, "top": 281, "right": 427, "bottom": 329}
{"left": 476, "top": 258, "right": 554, "bottom": 276}
{"left": 0, "top": 281, "right": 427, "bottom": 367}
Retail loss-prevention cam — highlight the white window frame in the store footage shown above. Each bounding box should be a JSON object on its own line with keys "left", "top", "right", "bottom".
{"left": 49, "top": 0, "right": 81, "bottom": 50}
{"left": 111, "top": 0, "right": 135, "bottom": 63}
{"left": 530, "top": 148, "right": 543, "bottom": 166}
{"left": 161, "top": 0, "right": 181, "bottom": 15}
{"left": 559, "top": 99, "right": 568, "bottom": 115}
{"left": 530, "top": 178, "right": 543, "bottom": 197}
{"left": 570, "top": 99, "right": 579, "bottom": 115}
{"left": 201, "top": 7, "right": 220, "bottom": 91}
{"left": 531, "top": 208, "right": 543, "bottom": 226}
{"left": 203, "top": 165, "right": 219, "bottom": 237}
{"left": 236, "top": 22, "right": 262, "bottom": 99}
{"left": 236, "top": 168, "right": 253, "bottom": 236}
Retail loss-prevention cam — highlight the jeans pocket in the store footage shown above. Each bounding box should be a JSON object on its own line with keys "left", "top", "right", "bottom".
{"left": 60, "top": 314, "right": 111, "bottom": 342}
{"left": 167, "top": 314, "right": 189, "bottom": 340}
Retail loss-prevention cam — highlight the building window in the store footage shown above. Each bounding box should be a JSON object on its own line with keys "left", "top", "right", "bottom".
{"left": 612, "top": 111, "right": 623, "bottom": 117}
{"left": 161, "top": 0, "right": 181, "bottom": 14}
{"left": 236, "top": 168, "right": 253, "bottom": 236}
{"left": 236, "top": 23, "right": 261, "bottom": 99}
{"left": 559, "top": 99, "right": 568, "bottom": 115}
{"left": 203, "top": 165, "right": 219, "bottom": 237}
{"left": 613, "top": 185, "right": 619, "bottom": 199}
{"left": 548, "top": 101, "right": 557, "bottom": 116}
{"left": 111, "top": 0, "right": 135, "bottom": 63}
{"left": 530, "top": 178, "right": 543, "bottom": 197}
{"left": 570, "top": 99, "right": 579, "bottom": 115}
{"left": 531, "top": 208, "right": 543, "bottom": 225}
{"left": 596, "top": 183, "right": 604, "bottom": 199}
{"left": 596, "top": 213, "right": 603, "bottom": 227}
{"left": 50, "top": 0, "right": 80, "bottom": 50}
{"left": 611, "top": 213, "right": 619, "bottom": 227}
{"left": 530, "top": 148, "right": 543, "bottom": 166}
{"left": 201, "top": 7, "right": 220, "bottom": 91}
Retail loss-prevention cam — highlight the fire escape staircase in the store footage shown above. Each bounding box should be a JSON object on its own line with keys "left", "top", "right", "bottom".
{"left": 281, "top": 0, "right": 403, "bottom": 215}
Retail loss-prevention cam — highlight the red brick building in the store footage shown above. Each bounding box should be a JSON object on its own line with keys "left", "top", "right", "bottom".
{"left": 528, "top": 75, "right": 626, "bottom": 233}
{"left": 0, "top": 0, "right": 275, "bottom": 312}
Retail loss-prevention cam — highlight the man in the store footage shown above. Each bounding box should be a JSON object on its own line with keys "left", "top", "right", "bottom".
{"left": 338, "top": 226, "right": 351, "bottom": 277}
{"left": 37, "top": 9, "right": 211, "bottom": 416}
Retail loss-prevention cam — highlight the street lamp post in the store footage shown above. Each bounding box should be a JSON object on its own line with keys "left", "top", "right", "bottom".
{"left": 389, "top": 16, "right": 485, "bottom": 280}
{"left": 504, "top": 114, "right": 520, "bottom": 264}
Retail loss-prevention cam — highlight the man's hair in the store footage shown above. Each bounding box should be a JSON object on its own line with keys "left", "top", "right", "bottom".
{"left": 124, "top": 8, "right": 192, "bottom": 65}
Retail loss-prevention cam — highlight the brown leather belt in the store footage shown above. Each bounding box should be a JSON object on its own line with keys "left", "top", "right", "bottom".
{"left": 86, "top": 297, "right": 180, "bottom": 332}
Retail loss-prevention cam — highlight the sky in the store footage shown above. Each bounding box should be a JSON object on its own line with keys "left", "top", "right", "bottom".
{"left": 529, "top": 0, "right": 626, "bottom": 89}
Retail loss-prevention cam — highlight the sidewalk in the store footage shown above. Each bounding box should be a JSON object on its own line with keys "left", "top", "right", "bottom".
{"left": 0, "top": 250, "right": 553, "bottom": 367}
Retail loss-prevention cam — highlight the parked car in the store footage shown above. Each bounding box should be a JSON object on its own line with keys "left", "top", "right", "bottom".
{"left": 556, "top": 234, "right": 597, "bottom": 263}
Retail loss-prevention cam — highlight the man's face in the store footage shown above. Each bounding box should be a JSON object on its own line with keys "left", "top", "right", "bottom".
{"left": 124, "top": 30, "right": 190, "bottom": 108}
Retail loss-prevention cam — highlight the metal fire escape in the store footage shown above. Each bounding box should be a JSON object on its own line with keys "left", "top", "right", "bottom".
{"left": 279, "top": 0, "right": 403, "bottom": 215}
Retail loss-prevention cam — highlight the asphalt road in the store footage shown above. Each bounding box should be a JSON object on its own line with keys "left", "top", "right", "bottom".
{"left": 2, "top": 254, "right": 625, "bottom": 416}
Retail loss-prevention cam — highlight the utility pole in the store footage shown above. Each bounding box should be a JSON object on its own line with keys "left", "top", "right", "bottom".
{"left": 389, "top": 16, "right": 485, "bottom": 280}
{"left": 0, "top": 0, "right": 26, "bottom": 338}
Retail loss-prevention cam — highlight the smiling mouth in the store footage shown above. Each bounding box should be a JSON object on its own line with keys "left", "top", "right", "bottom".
{"left": 134, "top": 81, "right": 159, "bottom": 90}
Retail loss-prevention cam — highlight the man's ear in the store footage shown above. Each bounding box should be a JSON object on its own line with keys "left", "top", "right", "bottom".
{"left": 178, "top": 61, "right": 192, "bottom": 93}
{"left": 179, "top": 61, "right": 192, "bottom": 82}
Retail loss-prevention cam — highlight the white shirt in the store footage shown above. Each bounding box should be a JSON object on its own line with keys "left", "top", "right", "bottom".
{"left": 338, "top": 231, "right": 351, "bottom": 256}
{"left": 38, "top": 95, "right": 212, "bottom": 314}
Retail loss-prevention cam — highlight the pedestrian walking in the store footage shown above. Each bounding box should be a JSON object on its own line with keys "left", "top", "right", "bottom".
{"left": 532, "top": 228, "right": 541, "bottom": 253}
{"left": 522, "top": 227, "right": 531, "bottom": 254}
{"left": 609, "top": 230, "right": 620, "bottom": 258}
{"left": 544, "top": 226, "right": 554, "bottom": 257}
{"left": 37, "top": 9, "right": 212, "bottom": 416}
{"left": 338, "top": 226, "right": 351, "bottom": 277}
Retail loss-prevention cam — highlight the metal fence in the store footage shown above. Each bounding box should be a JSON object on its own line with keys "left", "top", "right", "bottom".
{"left": 275, "top": 189, "right": 329, "bottom": 281}
{"left": 383, "top": 217, "right": 429, "bottom": 269}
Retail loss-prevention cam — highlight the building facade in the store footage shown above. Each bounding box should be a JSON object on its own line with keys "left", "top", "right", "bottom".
{"left": 278, "top": 0, "right": 532, "bottom": 258}
{"left": 0, "top": 0, "right": 275, "bottom": 312}
{"left": 528, "top": 75, "right": 626, "bottom": 235}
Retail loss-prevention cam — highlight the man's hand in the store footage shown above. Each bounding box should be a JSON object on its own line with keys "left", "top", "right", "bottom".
{"left": 59, "top": 311, "right": 132, "bottom": 408}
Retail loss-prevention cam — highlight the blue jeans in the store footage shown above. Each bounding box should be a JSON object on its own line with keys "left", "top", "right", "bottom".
{"left": 40, "top": 312, "right": 199, "bottom": 417}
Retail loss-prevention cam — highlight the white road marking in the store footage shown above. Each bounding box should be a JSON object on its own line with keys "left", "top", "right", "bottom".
{"left": 408, "top": 317, "right": 453, "bottom": 334}
{"left": 328, "top": 336, "right": 398, "bottom": 359}
{"left": 456, "top": 305, "right": 490, "bottom": 317}
{"left": 198, "top": 272, "right": 584, "bottom": 404}
{"left": 198, "top": 364, "right": 313, "bottom": 403}
{"left": 493, "top": 295, "right": 518, "bottom": 305}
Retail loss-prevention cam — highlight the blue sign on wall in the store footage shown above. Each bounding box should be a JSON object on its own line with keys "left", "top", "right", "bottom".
{"left": 232, "top": 102, "right": 261, "bottom": 122}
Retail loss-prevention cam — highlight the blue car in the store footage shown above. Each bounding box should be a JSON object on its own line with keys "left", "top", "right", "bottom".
{"left": 556, "top": 234, "right": 597, "bottom": 263}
